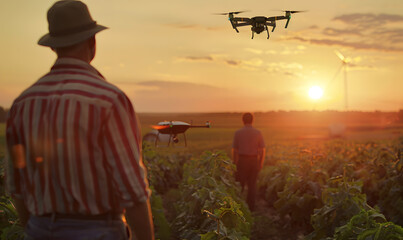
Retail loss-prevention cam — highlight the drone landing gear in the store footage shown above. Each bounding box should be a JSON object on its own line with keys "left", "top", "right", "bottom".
{"left": 265, "top": 24, "right": 270, "bottom": 39}
{"left": 251, "top": 31, "right": 254, "bottom": 39}
{"left": 155, "top": 133, "right": 188, "bottom": 147}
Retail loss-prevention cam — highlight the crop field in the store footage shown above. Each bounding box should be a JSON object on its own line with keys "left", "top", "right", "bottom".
{"left": 1, "top": 113, "right": 403, "bottom": 239}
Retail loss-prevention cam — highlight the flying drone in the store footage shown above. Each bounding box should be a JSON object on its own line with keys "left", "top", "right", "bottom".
{"left": 215, "top": 10, "right": 305, "bottom": 39}
{"left": 150, "top": 121, "right": 211, "bottom": 147}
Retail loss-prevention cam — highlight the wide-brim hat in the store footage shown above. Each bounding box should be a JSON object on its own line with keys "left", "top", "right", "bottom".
{"left": 38, "top": 0, "right": 107, "bottom": 48}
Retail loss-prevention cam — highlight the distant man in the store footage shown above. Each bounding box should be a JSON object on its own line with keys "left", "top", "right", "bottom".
{"left": 232, "top": 112, "right": 265, "bottom": 211}
{"left": 5, "top": 1, "right": 154, "bottom": 239}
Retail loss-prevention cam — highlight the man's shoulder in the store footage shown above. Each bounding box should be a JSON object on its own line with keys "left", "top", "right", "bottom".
{"left": 12, "top": 72, "right": 128, "bottom": 110}
{"left": 237, "top": 126, "right": 262, "bottom": 135}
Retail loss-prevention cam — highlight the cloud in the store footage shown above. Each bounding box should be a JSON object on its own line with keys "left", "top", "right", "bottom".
{"left": 266, "top": 62, "right": 303, "bottom": 76}
{"left": 118, "top": 80, "right": 296, "bottom": 112}
{"left": 225, "top": 60, "right": 241, "bottom": 66}
{"left": 244, "top": 48, "right": 263, "bottom": 55}
{"left": 164, "top": 23, "right": 224, "bottom": 31}
{"left": 322, "top": 27, "right": 362, "bottom": 37}
{"left": 175, "top": 54, "right": 304, "bottom": 76}
{"left": 283, "top": 13, "right": 403, "bottom": 52}
{"left": 176, "top": 56, "right": 214, "bottom": 62}
{"left": 333, "top": 13, "right": 403, "bottom": 27}
{"left": 245, "top": 46, "right": 306, "bottom": 56}
{"left": 287, "top": 36, "right": 403, "bottom": 52}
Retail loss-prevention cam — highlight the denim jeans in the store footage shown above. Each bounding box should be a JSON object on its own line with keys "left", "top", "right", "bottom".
{"left": 236, "top": 155, "right": 260, "bottom": 211}
{"left": 25, "top": 215, "right": 129, "bottom": 240}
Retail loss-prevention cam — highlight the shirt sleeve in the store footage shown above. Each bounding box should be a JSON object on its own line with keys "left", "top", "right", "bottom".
{"left": 102, "top": 94, "right": 150, "bottom": 207}
{"left": 5, "top": 106, "right": 23, "bottom": 199}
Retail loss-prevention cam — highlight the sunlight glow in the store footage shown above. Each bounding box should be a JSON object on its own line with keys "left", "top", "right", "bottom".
{"left": 308, "top": 86, "right": 323, "bottom": 100}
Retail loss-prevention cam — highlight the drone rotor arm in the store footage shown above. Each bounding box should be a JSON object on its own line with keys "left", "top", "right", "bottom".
{"left": 267, "top": 16, "right": 287, "bottom": 21}
{"left": 234, "top": 22, "right": 251, "bottom": 27}
{"left": 188, "top": 124, "right": 211, "bottom": 129}
{"left": 232, "top": 17, "right": 250, "bottom": 22}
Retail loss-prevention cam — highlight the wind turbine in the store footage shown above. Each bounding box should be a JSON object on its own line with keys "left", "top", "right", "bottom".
{"left": 334, "top": 50, "right": 352, "bottom": 110}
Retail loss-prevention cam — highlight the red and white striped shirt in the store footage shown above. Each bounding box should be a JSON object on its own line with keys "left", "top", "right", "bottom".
{"left": 6, "top": 58, "right": 150, "bottom": 216}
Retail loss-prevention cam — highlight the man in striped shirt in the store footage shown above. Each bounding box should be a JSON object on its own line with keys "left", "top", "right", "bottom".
{"left": 5, "top": 1, "right": 154, "bottom": 239}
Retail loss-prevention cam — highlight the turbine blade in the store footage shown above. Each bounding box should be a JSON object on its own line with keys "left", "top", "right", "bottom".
{"left": 335, "top": 50, "right": 345, "bottom": 61}
{"left": 325, "top": 63, "right": 343, "bottom": 90}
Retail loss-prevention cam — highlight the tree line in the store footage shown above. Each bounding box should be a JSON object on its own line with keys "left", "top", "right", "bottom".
{"left": 0, "top": 106, "right": 402, "bottom": 124}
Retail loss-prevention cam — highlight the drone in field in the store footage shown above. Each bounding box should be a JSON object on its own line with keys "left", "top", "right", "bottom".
{"left": 148, "top": 121, "right": 211, "bottom": 147}
{"left": 215, "top": 10, "right": 305, "bottom": 39}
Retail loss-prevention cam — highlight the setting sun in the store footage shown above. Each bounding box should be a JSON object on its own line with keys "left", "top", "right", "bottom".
{"left": 308, "top": 86, "right": 323, "bottom": 100}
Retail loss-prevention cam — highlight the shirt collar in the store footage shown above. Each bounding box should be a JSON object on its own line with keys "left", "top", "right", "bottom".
{"left": 51, "top": 57, "right": 105, "bottom": 79}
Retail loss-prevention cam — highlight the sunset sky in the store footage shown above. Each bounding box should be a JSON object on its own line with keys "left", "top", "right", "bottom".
{"left": 1, "top": 0, "right": 402, "bottom": 112}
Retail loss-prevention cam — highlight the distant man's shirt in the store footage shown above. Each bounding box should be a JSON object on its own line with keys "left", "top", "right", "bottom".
{"left": 5, "top": 58, "right": 150, "bottom": 216}
{"left": 232, "top": 125, "right": 265, "bottom": 155}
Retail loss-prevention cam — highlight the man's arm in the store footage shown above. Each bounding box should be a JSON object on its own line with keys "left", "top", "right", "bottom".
{"left": 8, "top": 144, "right": 30, "bottom": 227}
{"left": 258, "top": 148, "right": 266, "bottom": 170}
{"left": 232, "top": 148, "right": 239, "bottom": 165}
{"left": 12, "top": 197, "right": 30, "bottom": 227}
{"left": 125, "top": 199, "right": 154, "bottom": 240}
{"left": 103, "top": 96, "right": 154, "bottom": 240}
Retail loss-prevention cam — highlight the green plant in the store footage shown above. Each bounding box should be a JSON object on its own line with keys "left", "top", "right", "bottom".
{"left": 0, "top": 197, "right": 24, "bottom": 240}
{"left": 142, "top": 142, "right": 189, "bottom": 194}
{"left": 273, "top": 173, "right": 323, "bottom": 229}
{"left": 333, "top": 209, "right": 403, "bottom": 240}
{"left": 305, "top": 178, "right": 371, "bottom": 240}
{"left": 149, "top": 187, "right": 171, "bottom": 240}
{"left": 200, "top": 197, "right": 249, "bottom": 240}
{"left": 173, "top": 151, "right": 252, "bottom": 240}
{"left": 378, "top": 146, "right": 403, "bottom": 226}
{"left": 258, "top": 164, "right": 292, "bottom": 206}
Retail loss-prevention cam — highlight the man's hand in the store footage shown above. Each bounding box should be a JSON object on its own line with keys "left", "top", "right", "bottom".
{"left": 12, "top": 197, "right": 30, "bottom": 227}
{"left": 232, "top": 148, "right": 239, "bottom": 165}
{"left": 125, "top": 199, "right": 155, "bottom": 240}
{"left": 258, "top": 148, "right": 266, "bottom": 170}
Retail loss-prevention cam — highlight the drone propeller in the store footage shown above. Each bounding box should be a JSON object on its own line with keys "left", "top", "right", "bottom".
{"left": 282, "top": 10, "right": 306, "bottom": 28}
{"left": 213, "top": 11, "right": 248, "bottom": 15}
{"left": 283, "top": 10, "right": 307, "bottom": 14}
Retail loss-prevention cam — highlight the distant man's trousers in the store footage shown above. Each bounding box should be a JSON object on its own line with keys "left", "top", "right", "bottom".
{"left": 235, "top": 155, "right": 260, "bottom": 211}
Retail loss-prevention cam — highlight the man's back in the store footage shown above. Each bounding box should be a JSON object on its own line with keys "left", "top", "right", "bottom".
{"left": 6, "top": 58, "right": 148, "bottom": 216}
{"left": 233, "top": 125, "right": 265, "bottom": 156}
